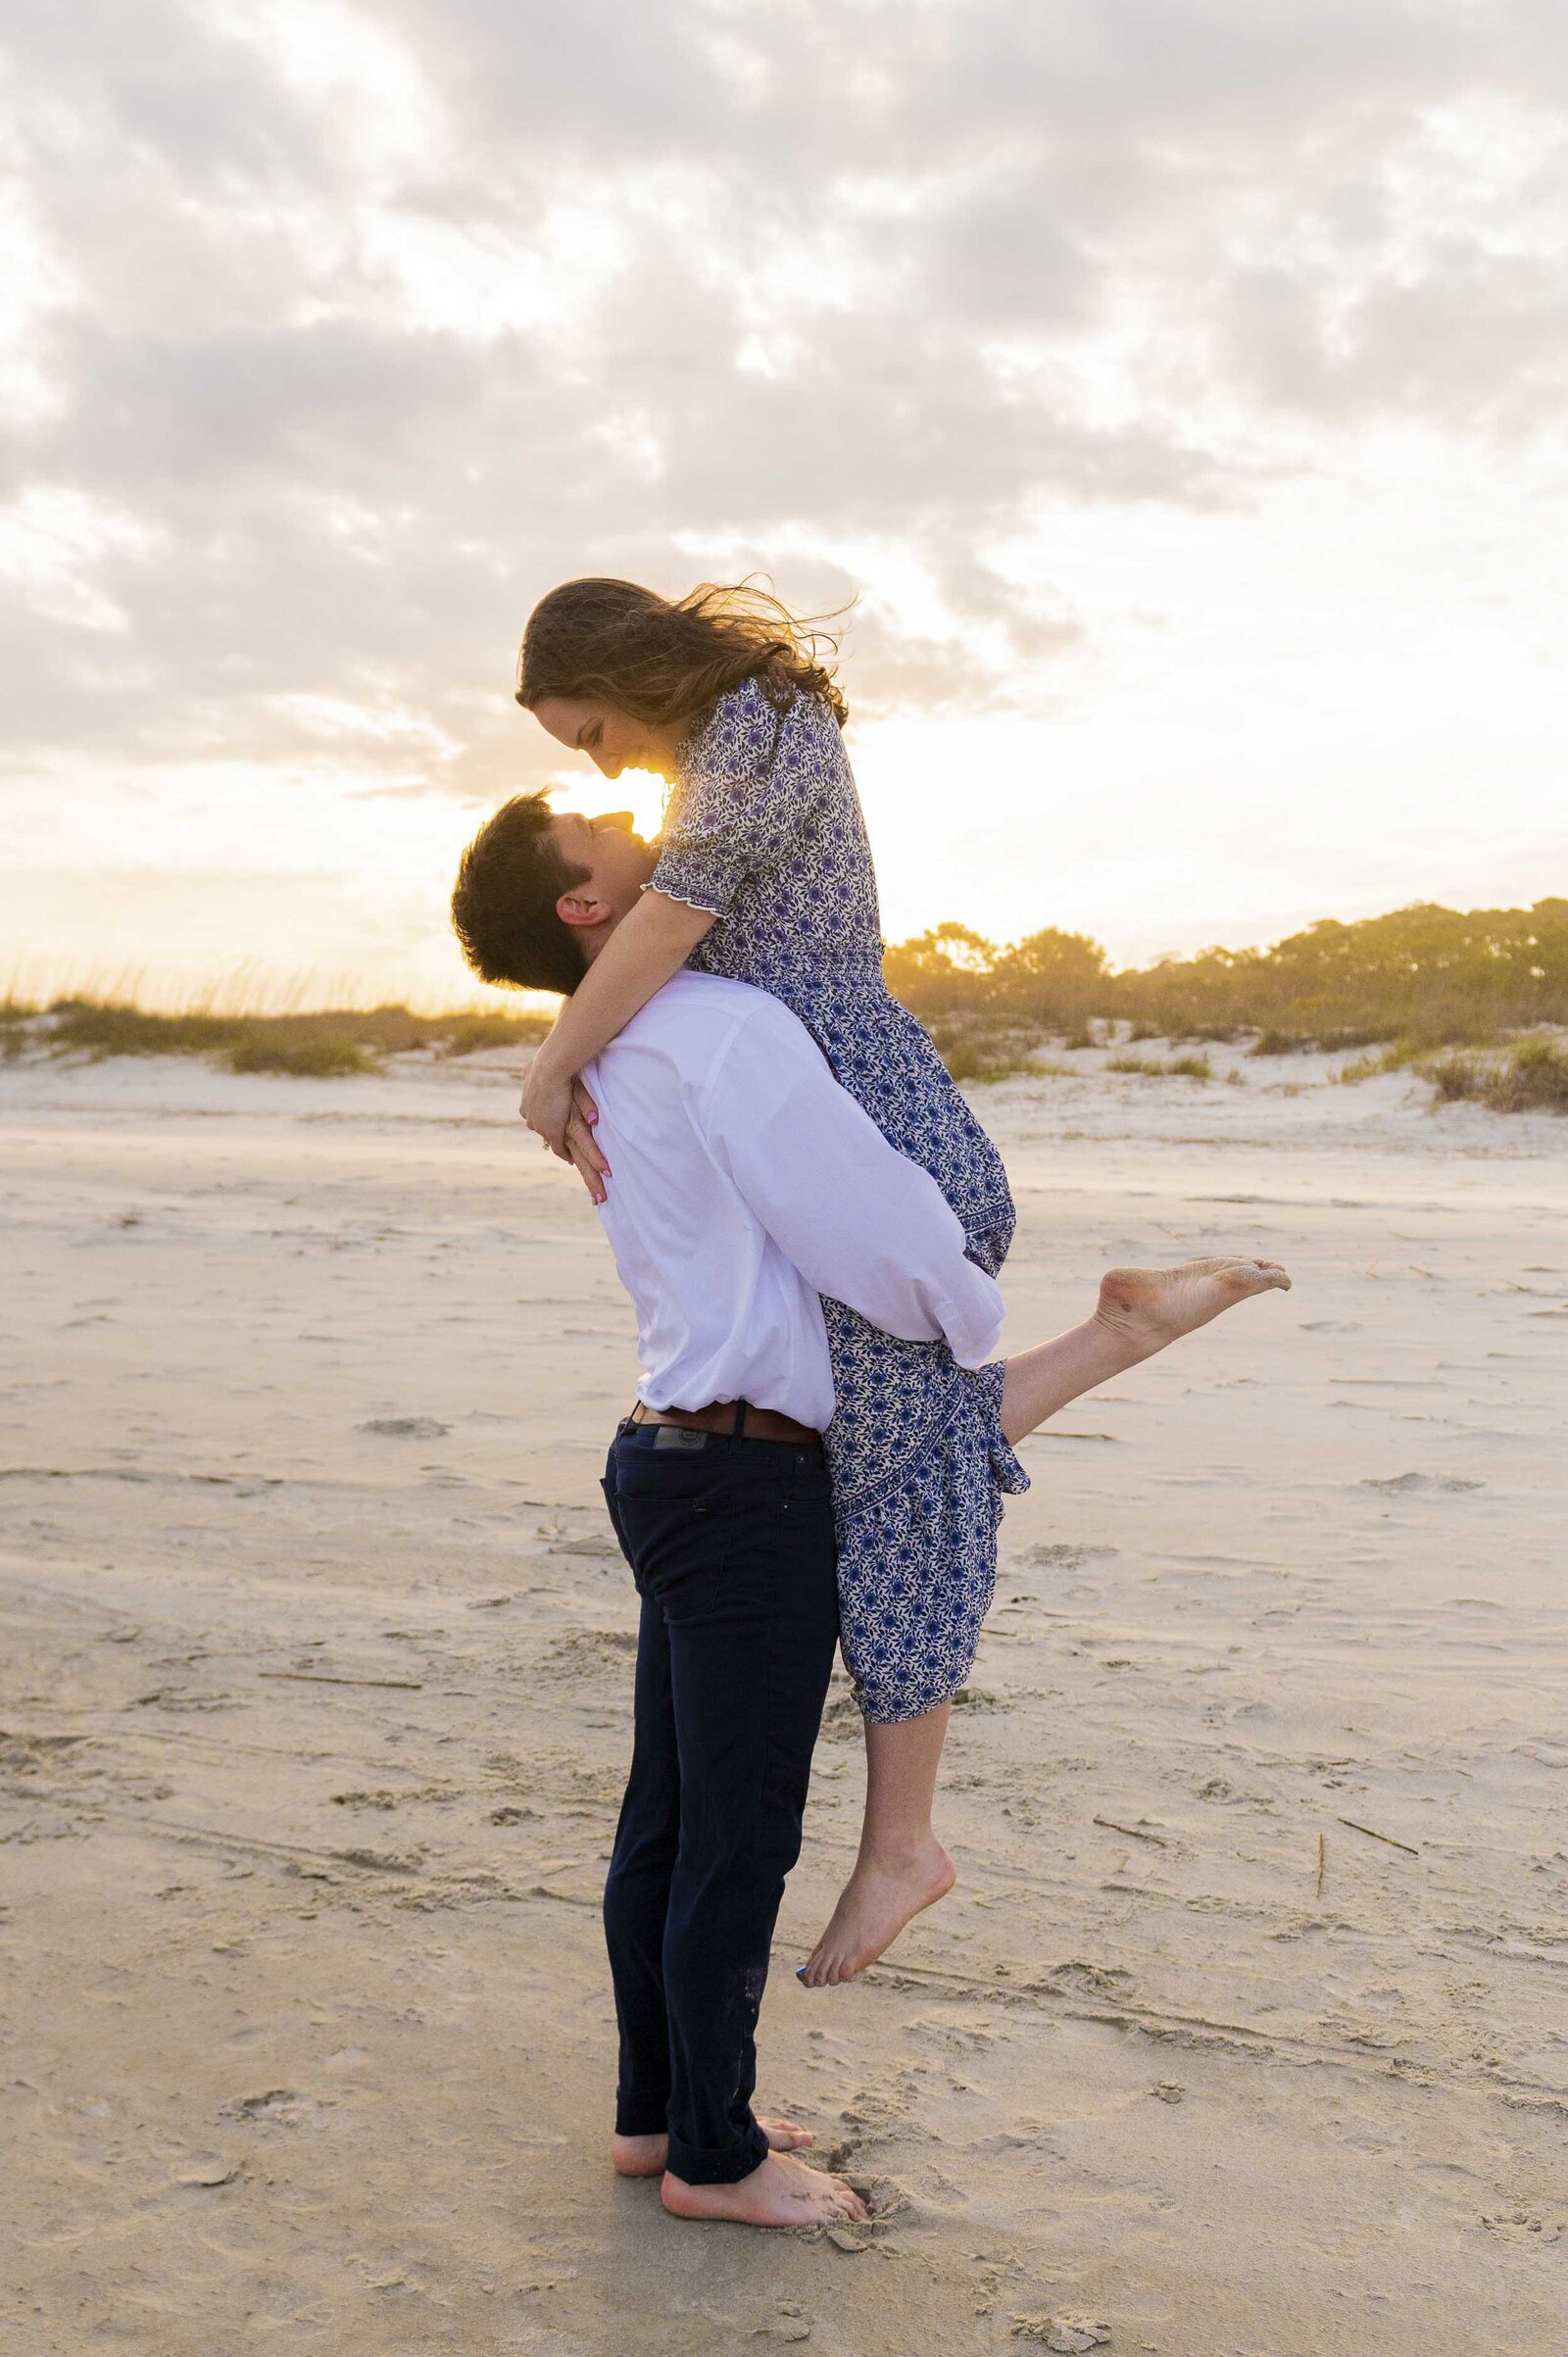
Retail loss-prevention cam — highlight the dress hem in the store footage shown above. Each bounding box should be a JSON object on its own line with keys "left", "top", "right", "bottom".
{"left": 641, "top": 879, "right": 724, "bottom": 918}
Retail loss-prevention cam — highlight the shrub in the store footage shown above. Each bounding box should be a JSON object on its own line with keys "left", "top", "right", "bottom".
{"left": 1314, "top": 1026, "right": 1393, "bottom": 1055}
{"left": 226, "top": 1035, "right": 373, "bottom": 1076}
{"left": 1337, "top": 1043, "right": 1421, "bottom": 1084}
{"left": 1424, "top": 1053, "right": 1484, "bottom": 1102}
{"left": 436, "top": 1012, "right": 551, "bottom": 1056}
{"left": 1106, "top": 1053, "right": 1211, "bottom": 1080}
{"left": 941, "top": 1043, "right": 1043, "bottom": 1084}
{"left": 48, "top": 1001, "right": 236, "bottom": 1057}
{"left": 1248, "top": 1028, "right": 1305, "bottom": 1056}
{"left": 1485, "top": 1039, "right": 1568, "bottom": 1112}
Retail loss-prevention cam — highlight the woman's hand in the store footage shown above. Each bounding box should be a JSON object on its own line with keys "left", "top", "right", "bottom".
{"left": 564, "top": 1080, "right": 610, "bottom": 1203}
{"left": 519, "top": 1044, "right": 575, "bottom": 1154}
{"left": 521, "top": 1056, "right": 609, "bottom": 1200}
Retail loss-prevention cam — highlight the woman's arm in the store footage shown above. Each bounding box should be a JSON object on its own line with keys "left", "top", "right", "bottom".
{"left": 519, "top": 888, "right": 716, "bottom": 1154}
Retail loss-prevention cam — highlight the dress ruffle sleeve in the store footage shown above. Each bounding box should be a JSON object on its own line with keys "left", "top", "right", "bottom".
{"left": 649, "top": 679, "right": 834, "bottom": 919}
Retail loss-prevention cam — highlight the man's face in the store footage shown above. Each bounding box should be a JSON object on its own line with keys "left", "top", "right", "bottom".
{"left": 550, "top": 809, "right": 658, "bottom": 930}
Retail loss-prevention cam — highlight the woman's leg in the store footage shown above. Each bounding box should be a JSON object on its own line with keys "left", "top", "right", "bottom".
{"left": 1000, "top": 1256, "right": 1291, "bottom": 1444}
{"left": 802, "top": 1257, "right": 1292, "bottom": 1989}
{"left": 798, "top": 1703, "right": 956, "bottom": 1988}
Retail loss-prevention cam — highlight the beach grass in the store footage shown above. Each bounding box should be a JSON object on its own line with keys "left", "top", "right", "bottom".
{"left": 940, "top": 1047, "right": 1042, "bottom": 1083}
{"left": 1105, "top": 1051, "right": 1213, "bottom": 1080}
{"left": 226, "top": 1035, "right": 376, "bottom": 1077}
{"left": 1333, "top": 1033, "right": 1568, "bottom": 1113}
{"left": 8, "top": 957, "right": 1566, "bottom": 1115}
{"left": 1421, "top": 1038, "right": 1568, "bottom": 1113}
{"left": 23, "top": 996, "right": 551, "bottom": 1076}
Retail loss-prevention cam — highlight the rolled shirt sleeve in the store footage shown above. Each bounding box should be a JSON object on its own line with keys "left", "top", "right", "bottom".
{"left": 702, "top": 1005, "right": 1004, "bottom": 1368}
{"left": 649, "top": 682, "right": 830, "bottom": 918}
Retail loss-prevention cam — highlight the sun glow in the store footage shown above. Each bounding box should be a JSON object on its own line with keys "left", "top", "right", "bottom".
{"left": 545, "top": 765, "right": 670, "bottom": 849}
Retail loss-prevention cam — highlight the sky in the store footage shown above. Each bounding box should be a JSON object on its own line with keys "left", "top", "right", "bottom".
{"left": 2, "top": 0, "right": 1566, "bottom": 1008}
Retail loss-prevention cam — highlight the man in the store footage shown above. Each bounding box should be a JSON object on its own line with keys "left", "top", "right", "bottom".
{"left": 450, "top": 795, "right": 1291, "bottom": 2231}
{"left": 452, "top": 795, "right": 1004, "bottom": 2230}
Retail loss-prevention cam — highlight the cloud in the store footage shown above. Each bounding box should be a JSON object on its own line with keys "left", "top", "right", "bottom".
{"left": 0, "top": 0, "right": 1563, "bottom": 818}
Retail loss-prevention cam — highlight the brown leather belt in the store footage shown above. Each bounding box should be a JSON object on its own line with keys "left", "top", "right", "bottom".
{"left": 629, "top": 1399, "right": 823, "bottom": 1449}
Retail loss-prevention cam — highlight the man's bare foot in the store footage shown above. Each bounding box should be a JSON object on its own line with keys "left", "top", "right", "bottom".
{"left": 1096, "top": 1255, "right": 1291, "bottom": 1358}
{"left": 662, "top": 2148, "right": 867, "bottom": 2228}
{"left": 797, "top": 1836, "right": 956, "bottom": 1988}
{"left": 612, "top": 2116, "right": 814, "bottom": 2178}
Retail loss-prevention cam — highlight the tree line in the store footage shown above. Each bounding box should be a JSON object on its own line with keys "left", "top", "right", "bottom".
{"left": 882, "top": 899, "right": 1568, "bottom": 1044}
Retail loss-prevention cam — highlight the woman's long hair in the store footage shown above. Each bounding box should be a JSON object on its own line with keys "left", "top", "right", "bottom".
{"left": 514, "top": 577, "right": 850, "bottom": 728}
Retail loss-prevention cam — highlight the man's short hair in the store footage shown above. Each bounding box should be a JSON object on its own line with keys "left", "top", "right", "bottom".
{"left": 450, "top": 793, "right": 588, "bottom": 996}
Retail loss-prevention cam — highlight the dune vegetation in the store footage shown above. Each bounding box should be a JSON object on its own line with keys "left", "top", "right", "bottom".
{"left": 885, "top": 898, "right": 1568, "bottom": 1043}
{"left": 0, "top": 998, "right": 549, "bottom": 1075}
{"left": 4, "top": 899, "right": 1564, "bottom": 1112}
{"left": 885, "top": 898, "right": 1568, "bottom": 1110}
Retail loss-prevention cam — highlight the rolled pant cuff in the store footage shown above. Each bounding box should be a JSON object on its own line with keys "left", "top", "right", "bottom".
{"left": 614, "top": 2087, "right": 671, "bottom": 2138}
{"left": 664, "top": 2119, "right": 769, "bottom": 2186}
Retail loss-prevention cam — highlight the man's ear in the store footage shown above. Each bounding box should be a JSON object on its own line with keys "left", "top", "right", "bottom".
{"left": 557, "top": 886, "right": 611, "bottom": 930}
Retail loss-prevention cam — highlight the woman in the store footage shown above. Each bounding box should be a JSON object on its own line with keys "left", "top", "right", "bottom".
{"left": 517, "top": 577, "right": 1026, "bottom": 1985}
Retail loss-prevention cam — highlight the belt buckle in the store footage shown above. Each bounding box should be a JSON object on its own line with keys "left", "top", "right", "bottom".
{"left": 653, "top": 1425, "right": 709, "bottom": 1451}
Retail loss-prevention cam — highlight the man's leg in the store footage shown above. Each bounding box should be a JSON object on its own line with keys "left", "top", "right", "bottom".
{"left": 801, "top": 1256, "right": 1293, "bottom": 1988}
{"left": 603, "top": 1443, "right": 827, "bottom": 2181}
{"left": 602, "top": 1581, "right": 683, "bottom": 2168}
{"left": 629, "top": 1439, "right": 862, "bottom": 2225}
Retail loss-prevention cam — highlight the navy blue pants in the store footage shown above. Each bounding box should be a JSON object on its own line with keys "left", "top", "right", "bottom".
{"left": 601, "top": 1418, "right": 839, "bottom": 2185}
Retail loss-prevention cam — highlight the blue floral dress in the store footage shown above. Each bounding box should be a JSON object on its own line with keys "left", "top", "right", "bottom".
{"left": 652, "top": 676, "right": 1028, "bottom": 1724}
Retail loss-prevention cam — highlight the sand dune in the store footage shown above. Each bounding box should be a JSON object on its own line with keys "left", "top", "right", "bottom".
{"left": 2, "top": 1040, "right": 1565, "bottom": 2354}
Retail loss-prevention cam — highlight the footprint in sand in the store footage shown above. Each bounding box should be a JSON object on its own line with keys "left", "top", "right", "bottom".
{"left": 1012, "top": 2320, "right": 1111, "bottom": 2352}
{"left": 359, "top": 1415, "right": 449, "bottom": 1439}
{"left": 905, "top": 2013, "right": 995, "bottom": 2053}
{"left": 1017, "top": 1542, "right": 1119, "bottom": 1571}
{"left": 753, "top": 2309, "right": 813, "bottom": 2344}
{"left": 542, "top": 1628, "right": 639, "bottom": 1679}
{"left": 170, "top": 2155, "right": 241, "bottom": 2186}
{"left": 221, "top": 2087, "right": 333, "bottom": 2129}
{"left": 1361, "top": 1471, "right": 1484, "bottom": 1494}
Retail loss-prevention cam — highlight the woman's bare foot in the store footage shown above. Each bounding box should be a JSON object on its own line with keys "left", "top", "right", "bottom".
{"left": 797, "top": 1835, "right": 956, "bottom": 1989}
{"left": 662, "top": 2148, "right": 868, "bottom": 2228}
{"left": 1096, "top": 1255, "right": 1290, "bottom": 1357}
{"left": 612, "top": 2116, "right": 814, "bottom": 2178}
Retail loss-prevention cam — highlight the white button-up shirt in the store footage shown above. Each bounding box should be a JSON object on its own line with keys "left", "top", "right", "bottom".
{"left": 583, "top": 971, "right": 1004, "bottom": 1431}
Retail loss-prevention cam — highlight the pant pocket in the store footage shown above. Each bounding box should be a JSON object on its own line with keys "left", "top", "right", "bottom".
{"left": 601, "top": 1474, "right": 637, "bottom": 1576}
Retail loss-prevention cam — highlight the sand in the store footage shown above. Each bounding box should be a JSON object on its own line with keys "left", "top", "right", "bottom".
{"left": 2, "top": 1036, "right": 1565, "bottom": 2355}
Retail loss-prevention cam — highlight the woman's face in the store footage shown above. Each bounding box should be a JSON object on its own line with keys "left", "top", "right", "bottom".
{"left": 530, "top": 696, "right": 681, "bottom": 782}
